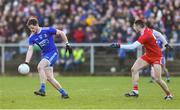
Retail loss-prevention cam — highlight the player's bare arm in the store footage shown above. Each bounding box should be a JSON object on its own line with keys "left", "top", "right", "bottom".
{"left": 56, "top": 29, "right": 73, "bottom": 55}
{"left": 25, "top": 45, "right": 34, "bottom": 63}
{"left": 56, "top": 29, "right": 69, "bottom": 43}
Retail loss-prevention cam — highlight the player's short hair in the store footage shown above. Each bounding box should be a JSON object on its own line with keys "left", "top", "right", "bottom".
{"left": 27, "top": 16, "right": 38, "bottom": 26}
{"left": 146, "top": 21, "right": 154, "bottom": 29}
{"left": 134, "top": 20, "right": 145, "bottom": 28}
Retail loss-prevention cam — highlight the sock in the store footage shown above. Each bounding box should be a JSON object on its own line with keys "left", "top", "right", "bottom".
{"left": 40, "top": 83, "right": 46, "bottom": 92}
{"left": 166, "top": 91, "right": 171, "bottom": 96}
{"left": 151, "top": 77, "right": 155, "bottom": 80}
{"left": 133, "top": 82, "right": 138, "bottom": 94}
{"left": 59, "top": 88, "right": 68, "bottom": 96}
{"left": 166, "top": 76, "right": 170, "bottom": 80}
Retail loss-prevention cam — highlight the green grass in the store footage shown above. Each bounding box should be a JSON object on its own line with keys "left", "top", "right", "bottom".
{"left": 0, "top": 75, "right": 180, "bottom": 109}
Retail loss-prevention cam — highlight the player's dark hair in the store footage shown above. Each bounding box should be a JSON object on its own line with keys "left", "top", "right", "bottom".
{"left": 146, "top": 21, "right": 154, "bottom": 29}
{"left": 134, "top": 20, "right": 145, "bottom": 28}
{"left": 27, "top": 17, "right": 38, "bottom": 26}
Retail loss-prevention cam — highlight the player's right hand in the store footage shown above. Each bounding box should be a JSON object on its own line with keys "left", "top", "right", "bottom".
{"left": 165, "top": 44, "right": 173, "bottom": 52}
{"left": 24, "top": 62, "right": 29, "bottom": 64}
{"left": 110, "top": 43, "right": 121, "bottom": 48}
{"left": 65, "top": 43, "right": 73, "bottom": 55}
{"left": 23, "top": 62, "right": 29, "bottom": 66}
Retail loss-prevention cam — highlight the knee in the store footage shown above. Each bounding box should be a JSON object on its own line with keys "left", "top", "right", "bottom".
{"left": 37, "top": 65, "right": 45, "bottom": 71}
{"left": 131, "top": 67, "right": 137, "bottom": 73}
{"left": 154, "top": 77, "right": 162, "bottom": 83}
{"left": 47, "top": 76, "right": 54, "bottom": 81}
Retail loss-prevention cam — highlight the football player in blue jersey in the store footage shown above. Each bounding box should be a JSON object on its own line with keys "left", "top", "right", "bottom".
{"left": 24, "top": 16, "right": 72, "bottom": 99}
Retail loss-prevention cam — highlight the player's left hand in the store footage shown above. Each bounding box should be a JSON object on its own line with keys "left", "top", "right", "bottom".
{"left": 24, "top": 62, "right": 29, "bottom": 65}
{"left": 165, "top": 44, "right": 173, "bottom": 52}
{"left": 65, "top": 43, "right": 73, "bottom": 55}
{"left": 110, "top": 43, "right": 121, "bottom": 48}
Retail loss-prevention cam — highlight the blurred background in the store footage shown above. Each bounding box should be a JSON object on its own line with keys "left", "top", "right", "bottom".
{"left": 0, "top": 0, "right": 179, "bottom": 75}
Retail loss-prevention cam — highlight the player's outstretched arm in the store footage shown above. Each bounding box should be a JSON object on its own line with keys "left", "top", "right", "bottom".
{"left": 110, "top": 41, "right": 141, "bottom": 50}
{"left": 56, "top": 29, "right": 73, "bottom": 55}
{"left": 153, "top": 30, "right": 173, "bottom": 51}
{"left": 25, "top": 45, "right": 33, "bottom": 64}
{"left": 153, "top": 30, "right": 168, "bottom": 45}
{"left": 56, "top": 29, "right": 69, "bottom": 43}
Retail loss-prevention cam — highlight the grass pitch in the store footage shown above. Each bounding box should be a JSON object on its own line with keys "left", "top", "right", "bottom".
{"left": 0, "top": 75, "right": 180, "bottom": 109}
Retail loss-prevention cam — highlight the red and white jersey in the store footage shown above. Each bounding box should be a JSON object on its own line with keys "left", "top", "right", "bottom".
{"left": 138, "top": 27, "right": 162, "bottom": 58}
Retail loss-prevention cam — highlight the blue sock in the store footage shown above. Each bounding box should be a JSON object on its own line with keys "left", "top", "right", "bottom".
{"left": 59, "top": 88, "right": 68, "bottom": 96}
{"left": 40, "top": 83, "right": 46, "bottom": 92}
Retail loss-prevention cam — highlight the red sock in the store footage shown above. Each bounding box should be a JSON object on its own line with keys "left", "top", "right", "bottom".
{"left": 133, "top": 85, "right": 138, "bottom": 91}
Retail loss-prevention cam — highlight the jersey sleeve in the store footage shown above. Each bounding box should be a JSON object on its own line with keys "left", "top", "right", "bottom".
{"left": 28, "top": 35, "right": 34, "bottom": 45}
{"left": 48, "top": 27, "right": 57, "bottom": 35}
{"left": 121, "top": 41, "right": 141, "bottom": 50}
{"left": 153, "top": 29, "right": 168, "bottom": 45}
{"left": 28, "top": 38, "right": 34, "bottom": 45}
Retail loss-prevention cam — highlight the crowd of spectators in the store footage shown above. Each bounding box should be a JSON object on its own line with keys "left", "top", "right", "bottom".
{"left": 0, "top": 0, "right": 179, "bottom": 44}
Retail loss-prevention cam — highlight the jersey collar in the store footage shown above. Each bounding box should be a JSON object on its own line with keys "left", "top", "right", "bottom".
{"left": 141, "top": 27, "right": 146, "bottom": 35}
{"left": 36, "top": 27, "right": 42, "bottom": 34}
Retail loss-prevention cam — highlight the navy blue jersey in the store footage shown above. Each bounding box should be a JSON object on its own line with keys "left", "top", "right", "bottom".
{"left": 28, "top": 27, "right": 57, "bottom": 55}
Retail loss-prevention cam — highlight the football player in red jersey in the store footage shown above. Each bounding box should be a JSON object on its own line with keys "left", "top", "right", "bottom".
{"left": 111, "top": 20, "right": 173, "bottom": 100}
